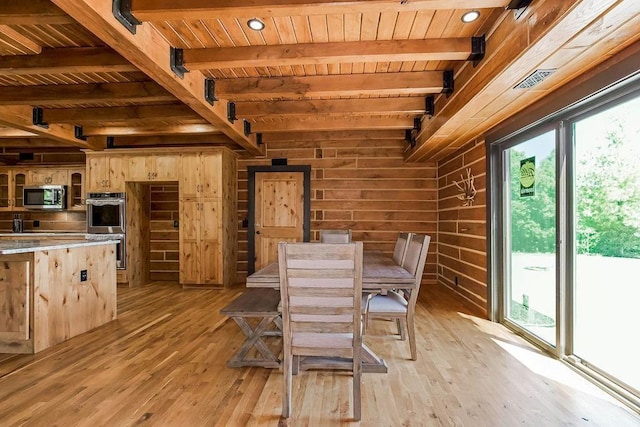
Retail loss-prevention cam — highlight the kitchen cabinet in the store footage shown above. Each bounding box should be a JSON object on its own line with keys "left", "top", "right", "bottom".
{"left": 180, "top": 152, "right": 221, "bottom": 198}
{"left": 86, "top": 154, "right": 126, "bottom": 192}
{"left": 68, "top": 169, "right": 85, "bottom": 210}
{"left": 27, "top": 168, "right": 68, "bottom": 186}
{"left": 179, "top": 198, "right": 222, "bottom": 285}
{"left": 0, "top": 169, "right": 26, "bottom": 211}
{"left": 179, "top": 149, "right": 237, "bottom": 288}
{"left": 128, "top": 154, "right": 178, "bottom": 182}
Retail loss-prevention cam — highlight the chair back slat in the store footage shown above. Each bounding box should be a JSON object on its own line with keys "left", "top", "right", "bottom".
{"left": 392, "top": 232, "right": 412, "bottom": 265}
{"left": 319, "top": 229, "right": 352, "bottom": 243}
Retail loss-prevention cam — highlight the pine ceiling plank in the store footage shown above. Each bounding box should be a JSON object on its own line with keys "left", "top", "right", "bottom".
{"left": 253, "top": 116, "right": 414, "bottom": 132}
{"left": 216, "top": 71, "right": 443, "bottom": 100}
{"left": 183, "top": 38, "right": 471, "bottom": 69}
{"left": 130, "top": 1, "right": 510, "bottom": 21}
{"left": 0, "top": 82, "right": 174, "bottom": 106}
{"left": 0, "top": 48, "right": 136, "bottom": 76}
{"left": 43, "top": 104, "right": 197, "bottom": 123}
{"left": 237, "top": 97, "right": 427, "bottom": 117}
{"left": 0, "top": 25, "right": 42, "bottom": 54}
{"left": 0, "top": 105, "right": 102, "bottom": 149}
{"left": 0, "top": 1, "right": 74, "bottom": 25}
{"left": 52, "top": 0, "right": 263, "bottom": 156}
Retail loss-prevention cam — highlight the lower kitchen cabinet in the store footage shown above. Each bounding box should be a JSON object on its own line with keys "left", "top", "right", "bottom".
{"left": 180, "top": 198, "right": 222, "bottom": 285}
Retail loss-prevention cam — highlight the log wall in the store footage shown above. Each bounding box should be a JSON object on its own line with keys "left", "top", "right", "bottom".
{"left": 149, "top": 184, "right": 180, "bottom": 282}
{"left": 437, "top": 139, "right": 488, "bottom": 315}
{"left": 237, "top": 137, "right": 438, "bottom": 284}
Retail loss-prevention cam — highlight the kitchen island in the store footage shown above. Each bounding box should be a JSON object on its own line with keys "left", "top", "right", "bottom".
{"left": 0, "top": 239, "right": 118, "bottom": 354}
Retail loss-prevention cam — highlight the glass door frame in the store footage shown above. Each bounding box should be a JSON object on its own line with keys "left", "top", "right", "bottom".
{"left": 489, "top": 122, "right": 565, "bottom": 357}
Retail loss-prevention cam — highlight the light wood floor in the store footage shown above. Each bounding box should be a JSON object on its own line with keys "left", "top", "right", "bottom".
{"left": 0, "top": 282, "right": 638, "bottom": 426}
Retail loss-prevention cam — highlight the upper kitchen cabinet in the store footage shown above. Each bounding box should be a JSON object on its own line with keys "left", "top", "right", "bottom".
{"left": 128, "top": 154, "right": 178, "bottom": 182}
{"left": 0, "top": 170, "right": 26, "bottom": 211}
{"left": 86, "top": 154, "right": 126, "bottom": 192}
{"left": 180, "top": 152, "right": 222, "bottom": 198}
{"left": 27, "top": 168, "right": 68, "bottom": 186}
{"left": 68, "top": 169, "right": 86, "bottom": 211}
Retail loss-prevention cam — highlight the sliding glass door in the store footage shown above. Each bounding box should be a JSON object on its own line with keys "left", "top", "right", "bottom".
{"left": 572, "top": 95, "right": 640, "bottom": 394}
{"left": 491, "top": 84, "right": 640, "bottom": 406}
{"left": 502, "top": 129, "right": 557, "bottom": 348}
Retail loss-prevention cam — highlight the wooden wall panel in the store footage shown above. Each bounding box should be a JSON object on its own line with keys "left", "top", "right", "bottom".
{"left": 0, "top": 211, "right": 85, "bottom": 233}
{"left": 437, "top": 140, "right": 487, "bottom": 316}
{"left": 149, "top": 184, "right": 179, "bottom": 282}
{"left": 238, "top": 138, "right": 438, "bottom": 285}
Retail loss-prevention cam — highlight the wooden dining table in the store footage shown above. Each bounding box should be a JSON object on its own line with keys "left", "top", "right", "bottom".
{"left": 244, "top": 250, "right": 415, "bottom": 373}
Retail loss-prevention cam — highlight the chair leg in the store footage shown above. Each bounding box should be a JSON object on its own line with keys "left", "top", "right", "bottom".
{"left": 283, "top": 352, "right": 292, "bottom": 418}
{"left": 407, "top": 312, "right": 417, "bottom": 361}
{"left": 397, "top": 318, "right": 407, "bottom": 341}
{"left": 353, "top": 348, "right": 362, "bottom": 421}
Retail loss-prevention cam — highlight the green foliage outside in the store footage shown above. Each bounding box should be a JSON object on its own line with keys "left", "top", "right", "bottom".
{"left": 509, "top": 119, "right": 640, "bottom": 258}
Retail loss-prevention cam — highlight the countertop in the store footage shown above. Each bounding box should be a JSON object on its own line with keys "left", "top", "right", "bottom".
{"left": 0, "top": 239, "right": 120, "bottom": 255}
{"left": 0, "top": 232, "right": 124, "bottom": 239}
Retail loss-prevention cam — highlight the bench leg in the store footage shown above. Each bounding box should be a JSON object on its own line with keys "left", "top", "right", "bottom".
{"left": 228, "top": 315, "right": 281, "bottom": 368}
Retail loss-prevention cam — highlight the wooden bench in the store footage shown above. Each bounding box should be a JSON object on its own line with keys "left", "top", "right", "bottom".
{"left": 220, "top": 288, "right": 282, "bottom": 368}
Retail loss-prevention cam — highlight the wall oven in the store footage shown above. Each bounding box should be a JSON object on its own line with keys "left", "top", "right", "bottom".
{"left": 86, "top": 192, "right": 126, "bottom": 234}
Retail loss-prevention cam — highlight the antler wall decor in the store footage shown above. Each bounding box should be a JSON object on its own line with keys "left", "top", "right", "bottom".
{"left": 453, "top": 168, "right": 477, "bottom": 206}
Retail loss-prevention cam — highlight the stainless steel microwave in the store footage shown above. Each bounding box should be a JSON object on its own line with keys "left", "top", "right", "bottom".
{"left": 23, "top": 185, "right": 67, "bottom": 210}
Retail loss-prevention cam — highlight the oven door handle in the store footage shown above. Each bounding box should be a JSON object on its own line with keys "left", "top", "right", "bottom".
{"left": 86, "top": 199, "right": 125, "bottom": 206}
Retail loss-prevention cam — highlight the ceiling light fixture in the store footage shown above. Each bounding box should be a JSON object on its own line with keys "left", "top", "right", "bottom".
{"left": 247, "top": 18, "right": 265, "bottom": 31}
{"left": 461, "top": 10, "right": 480, "bottom": 23}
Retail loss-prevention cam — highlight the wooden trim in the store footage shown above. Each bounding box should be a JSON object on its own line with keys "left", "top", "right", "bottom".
{"left": 247, "top": 165, "right": 311, "bottom": 275}
{"left": 0, "top": 0, "right": 74, "bottom": 25}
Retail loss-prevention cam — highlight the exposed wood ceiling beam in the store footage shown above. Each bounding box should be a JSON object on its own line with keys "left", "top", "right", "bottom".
{"left": 237, "top": 98, "right": 427, "bottom": 118}
{"left": 183, "top": 39, "right": 471, "bottom": 70}
{"left": 0, "top": 1, "right": 74, "bottom": 25}
{"left": 0, "top": 25, "right": 41, "bottom": 54}
{"left": 408, "top": 0, "right": 632, "bottom": 161}
{"left": 100, "top": 134, "right": 236, "bottom": 147}
{"left": 52, "top": 0, "right": 263, "bottom": 156}
{"left": 218, "top": 72, "right": 444, "bottom": 100}
{"left": 0, "top": 105, "right": 102, "bottom": 150}
{"left": 43, "top": 104, "right": 197, "bottom": 123}
{"left": 0, "top": 48, "right": 137, "bottom": 76}
{"left": 264, "top": 130, "right": 405, "bottom": 142}
{"left": 0, "top": 128, "right": 37, "bottom": 138}
{"left": 82, "top": 124, "right": 220, "bottom": 137}
{"left": 252, "top": 117, "right": 414, "bottom": 132}
{"left": 0, "top": 82, "right": 174, "bottom": 106}
{"left": 130, "top": 0, "right": 510, "bottom": 20}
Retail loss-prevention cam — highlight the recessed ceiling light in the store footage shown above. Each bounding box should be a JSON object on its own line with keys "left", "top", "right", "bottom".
{"left": 461, "top": 10, "right": 480, "bottom": 23}
{"left": 247, "top": 18, "right": 265, "bottom": 31}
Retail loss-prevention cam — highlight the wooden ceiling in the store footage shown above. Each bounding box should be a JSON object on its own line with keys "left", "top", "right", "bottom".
{"left": 0, "top": 1, "right": 638, "bottom": 160}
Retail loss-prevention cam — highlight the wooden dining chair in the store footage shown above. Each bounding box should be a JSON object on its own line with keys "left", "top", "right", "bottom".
{"left": 278, "top": 241, "right": 364, "bottom": 421}
{"left": 363, "top": 234, "right": 430, "bottom": 361}
{"left": 392, "top": 232, "right": 412, "bottom": 265}
{"left": 319, "top": 229, "right": 352, "bottom": 243}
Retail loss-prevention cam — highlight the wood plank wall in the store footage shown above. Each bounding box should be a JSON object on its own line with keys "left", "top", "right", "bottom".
{"left": 0, "top": 211, "right": 85, "bottom": 233}
{"left": 149, "top": 184, "right": 179, "bottom": 282}
{"left": 437, "top": 139, "right": 487, "bottom": 316}
{"left": 237, "top": 137, "right": 438, "bottom": 284}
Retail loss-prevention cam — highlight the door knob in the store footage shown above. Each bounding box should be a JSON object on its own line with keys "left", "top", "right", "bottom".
{"left": 256, "top": 231, "right": 261, "bottom": 234}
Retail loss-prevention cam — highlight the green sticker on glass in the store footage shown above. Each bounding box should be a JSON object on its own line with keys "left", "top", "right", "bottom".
{"left": 520, "top": 156, "right": 535, "bottom": 197}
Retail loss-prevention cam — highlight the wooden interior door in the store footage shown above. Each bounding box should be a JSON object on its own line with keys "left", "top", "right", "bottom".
{"left": 254, "top": 172, "right": 304, "bottom": 270}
